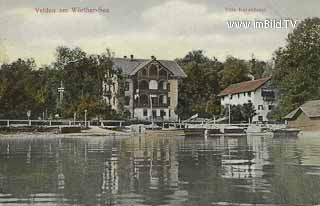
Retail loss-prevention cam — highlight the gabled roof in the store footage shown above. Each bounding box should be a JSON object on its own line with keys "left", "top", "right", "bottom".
{"left": 112, "top": 58, "right": 187, "bottom": 78}
{"left": 218, "top": 77, "right": 271, "bottom": 97}
{"left": 284, "top": 100, "right": 320, "bottom": 120}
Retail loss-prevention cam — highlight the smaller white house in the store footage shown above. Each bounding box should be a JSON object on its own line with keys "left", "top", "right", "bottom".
{"left": 218, "top": 77, "right": 277, "bottom": 122}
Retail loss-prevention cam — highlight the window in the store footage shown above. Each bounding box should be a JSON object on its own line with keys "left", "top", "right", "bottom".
{"left": 151, "top": 96, "right": 158, "bottom": 105}
{"left": 160, "top": 110, "right": 166, "bottom": 117}
{"left": 124, "top": 96, "right": 130, "bottom": 106}
{"left": 141, "top": 69, "right": 147, "bottom": 76}
{"left": 237, "top": 94, "right": 240, "bottom": 98}
{"left": 143, "top": 109, "right": 148, "bottom": 116}
{"left": 169, "top": 110, "right": 171, "bottom": 118}
{"left": 152, "top": 110, "right": 157, "bottom": 118}
{"left": 230, "top": 95, "right": 233, "bottom": 100}
{"left": 112, "top": 83, "right": 115, "bottom": 92}
{"left": 140, "top": 94, "right": 149, "bottom": 106}
{"left": 268, "top": 105, "right": 274, "bottom": 110}
{"left": 258, "top": 105, "right": 264, "bottom": 110}
{"left": 159, "top": 81, "right": 167, "bottom": 90}
{"left": 149, "top": 64, "right": 158, "bottom": 76}
{"left": 258, "top": 116, "right": 263, "bottom": 121}
{"left": 167, "top": 97, "right": 171, "bottom": 106}
{"left": 149, "top": 80, "right": 158, "bottom": 90}
{"left": 248, "top": 92, "right": 251, "bottom": 97}
{"left": 125, "top": 82, "right": 130, "bottom": 91}
{"left": 139, "top": 80, "right": 149, "bottom": 90}
{"left": 244, "top": 92, "right": 246, "bottom": 96}
{"left": 159, "top": 95, "right": 167, "bottom": 104}
{"left": 167, "top": 83, "right": 170, "bottom": 91}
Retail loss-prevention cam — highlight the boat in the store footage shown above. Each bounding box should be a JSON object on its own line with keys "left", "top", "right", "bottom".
{"left": 272, "top": 128, "right": 301, "bottom": 138}
{"left": 59, "top": 126, "right": 81, "bottom": 134}
{"left": 223, "top": 126, "right": 245, "bottom": 134}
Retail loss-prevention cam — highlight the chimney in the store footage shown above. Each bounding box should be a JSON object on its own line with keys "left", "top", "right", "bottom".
{"left": 130, "top": 54, "right": 134, "bottom": 61}
{"left": 123, "top": 55, "right": 127, "bottom": 59}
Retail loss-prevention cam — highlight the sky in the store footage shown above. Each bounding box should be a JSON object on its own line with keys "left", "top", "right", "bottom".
{"left": 0, "top": 0, "right": 320, "bottom": 66}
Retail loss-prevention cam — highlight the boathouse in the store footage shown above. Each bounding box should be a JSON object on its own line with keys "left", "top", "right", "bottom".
{"left": 284, "top": 100, "right": 320, "bottom": 131}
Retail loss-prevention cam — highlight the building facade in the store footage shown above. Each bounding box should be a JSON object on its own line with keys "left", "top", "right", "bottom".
{"left": 103, "top": 55, "right": 187, "bottom": 121}
{"left": 218, "top": 77, "right": 277, "bottom": 122}
{"left": 284, "top": 100, "right": 320, "bottom": 131}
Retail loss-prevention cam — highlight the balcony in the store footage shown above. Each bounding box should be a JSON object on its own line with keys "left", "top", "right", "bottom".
{"left": 261, "top": 89, "right": 275, "bottom": 101}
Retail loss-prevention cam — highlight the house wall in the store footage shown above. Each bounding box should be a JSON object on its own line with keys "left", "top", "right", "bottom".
{"left": 288, "top": 112, "right": 320, "bottom": 131}
{"left": 134, "top": 108, "right": 176, "bottom": 121}
{"left": 124, "top": 78, "right": 134, "bottom": 117}
{"left": 252, "top": 87, "right": 276, "bottom": 122}
{"left": 102, "top": 75, "right": 119, "bottom": 111}
{"left": 117, "top": 60, "right": 180, "bottom": 121}
{"left": 220, "top": 84, "right": 277, "bottom": 122}
{"left": 168, "top": 79, "right": 179, "bottom": 120}
{"left": 221, "top": 91, "right": 253, "bottom": 105}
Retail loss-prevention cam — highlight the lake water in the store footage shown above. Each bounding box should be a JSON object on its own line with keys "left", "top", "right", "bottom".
{"left": 1, "top": 132, "right": 320, "bottom": 206}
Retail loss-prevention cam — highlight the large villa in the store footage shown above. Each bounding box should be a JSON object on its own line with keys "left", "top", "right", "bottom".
{"left": 102, "top": 55, "right": 187, "bottom": 121}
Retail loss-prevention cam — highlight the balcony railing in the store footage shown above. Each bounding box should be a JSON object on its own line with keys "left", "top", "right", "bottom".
{"left": 261, "top": 89, "right": 275, "bottom": 101}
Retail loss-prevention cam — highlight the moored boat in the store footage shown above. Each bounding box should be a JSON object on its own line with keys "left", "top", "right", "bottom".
{"left": 272, "top": 128, "right": 301, "bottom": 138}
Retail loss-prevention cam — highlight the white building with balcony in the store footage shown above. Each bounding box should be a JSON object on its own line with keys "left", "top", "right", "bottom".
{"left": 218, "top": 77, "right": 277, "bottom": 122}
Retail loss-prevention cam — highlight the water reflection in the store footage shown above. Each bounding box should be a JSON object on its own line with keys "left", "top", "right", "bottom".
{"left": 0, "top": 133, "right": 320, "bottom": 205}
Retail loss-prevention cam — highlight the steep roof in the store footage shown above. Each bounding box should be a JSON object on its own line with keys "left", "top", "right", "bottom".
{"left": 218, "top": 77, "right": 271, "bottom": 97}
{"left": 112, "top": 58, "right": 187, "bottom": 78}
{"left": 284, "top": 100, "right": 320, "bottom": 120}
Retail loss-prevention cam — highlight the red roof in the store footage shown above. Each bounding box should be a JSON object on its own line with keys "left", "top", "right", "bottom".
{"left": 218, "top": 77, "right": 271, "bottom": 97}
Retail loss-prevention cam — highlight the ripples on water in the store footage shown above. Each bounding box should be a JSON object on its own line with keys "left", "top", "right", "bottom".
{"left": 1, "top": 132, "right": 320, "bottom": 206}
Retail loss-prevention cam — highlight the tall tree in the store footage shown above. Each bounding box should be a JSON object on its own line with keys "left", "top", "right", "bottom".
{"left": 176, "top": 50, "right": 222, "bottom": 119}
{"left": 272, "top": 17, "right": 320, "bottom": 116}
{"left": 220, "top": 56, "right": 250, "bottom": 89}
{"left": 54, "top": 46, "right": 121, "bottom": 119}
{"left": 0, "top": 59, "right": 41, "bottom": 119}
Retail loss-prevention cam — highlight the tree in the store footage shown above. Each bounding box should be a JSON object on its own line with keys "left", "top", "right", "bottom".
{"left": 53, "top": 46, "right": 121, "bottom": 119}
{"left": 242, "top": 102, "right": 257, "bottom": 123}
{"left": 221, "top": 103, "right": 256, "bottom": 123}
{"left": 0, "top": 59, "right": 44, "bottom": 119}
{"left": 220, "top": 56, "right": 250, "bottom": 89}
{"left": 272, "top": 17, "right": 320, "bottom": 116}
{"left": 249, "top": 54, "right": 273, "bottom": 79}
{"left": 176, "top": 50, "right": 222, "bottom": 119}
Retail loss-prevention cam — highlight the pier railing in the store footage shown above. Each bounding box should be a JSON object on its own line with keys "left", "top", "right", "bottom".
{"left": 0, "top": 119, "right": 87, "bottom": 127}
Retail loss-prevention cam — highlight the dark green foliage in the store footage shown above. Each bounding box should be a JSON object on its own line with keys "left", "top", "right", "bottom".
{"left": 55, "top": 47, "right": 122, "bottom": 119}
{"left": 272, "top": 17, "right": 320, "bottom": 117}
{"left": 220, "top": 56, "right": 251, "bottom": 89}
{"left": 0, "top": 47, "right": 121, "bottom": 120}
{"left": 176, "top": 50, "right": 222, "bottom": 119}
{"left": 221, "top": 103, "right": 256, "bottom": 123}
{"left": 249, "top": 55, "right": 273, "bottom": 79}
{"left": 0, "top": 59, "right": 42, "bottom": 119}
{"left": 176, "top": 50, "right": 262, "bottom": 120}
